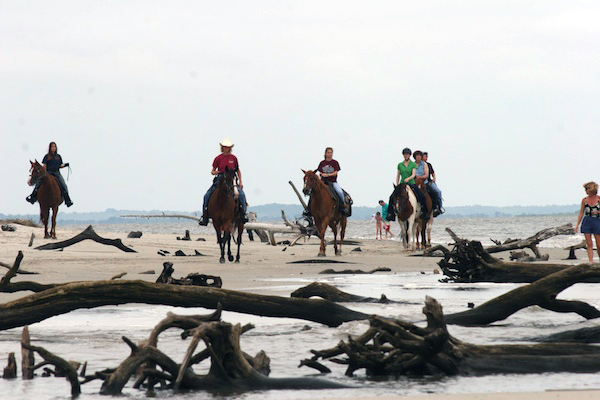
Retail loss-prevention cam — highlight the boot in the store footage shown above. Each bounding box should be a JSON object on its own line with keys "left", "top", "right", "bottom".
{"left": 26, "top": 188, "right": 38, "bottom": 204}
{"left": 64, "top": 192, "right": 73, "bottom": 207}
{"left": 302, "top": 209, "right": 312, "bottom": 219}
{"left": 198, "top": 209, "right": 209, "bottom": 226}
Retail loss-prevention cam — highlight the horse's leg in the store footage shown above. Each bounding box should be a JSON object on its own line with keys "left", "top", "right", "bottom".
{"left": 329, "top": 221, "right": 339, "bottom": 256}
{"left": 339, "top": 217, "right": 347, "bottom": 256}
{"left": 317, "top": 218, "right": 329, "bottom": 257}
{"left": 226, "top": 231, "right": 234, "bottom": 262}
{"left": 51, "top": 205, "right": 58, "bottom": 239}
{"left": 426, "top": 219, "right": 433, "bottom": 247}
{"left": 41, "top": 206, "right": 50, "bottom": 239}
{"left": 214, "top": 226, "right": 225, "bottom": 263}
{"left": 409, "top": 216, "right": 417, "bottom": 251}
{"left": 235, "top": 224, "right": 243, "bottom": 263}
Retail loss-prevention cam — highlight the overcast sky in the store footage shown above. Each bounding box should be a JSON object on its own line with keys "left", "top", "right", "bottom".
{"left": 2, "top": 1, "right": 599, "bottom": 215}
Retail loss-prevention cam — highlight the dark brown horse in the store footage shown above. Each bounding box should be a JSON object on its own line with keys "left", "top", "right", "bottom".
{"left": 207, "top": 167, "right": 244, "bottom": 263}
{"left": 415, "top": 177, "right": 433, "bottom": 249}
{"left": 28, "top": 160, "right": 62, "bottom": 239}
{"left": 302, "top": 170, "right": 347, "bottom": 256}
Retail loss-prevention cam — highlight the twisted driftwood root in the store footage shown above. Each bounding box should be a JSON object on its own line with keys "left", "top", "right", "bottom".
{"left": 306, "top": 296, "right": 600, "bottom": 377}
{"left": 35, "top": 225, "right": 136, "bottom": 253}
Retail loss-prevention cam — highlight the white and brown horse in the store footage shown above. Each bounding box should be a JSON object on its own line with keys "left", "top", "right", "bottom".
{"left": 391, "top": 181, "right": 432, "bottom": 251}
{"left": 302, "top": 170, "right": 347, "bottom": 256}
{"left": 415, "top": 177, "right": 433, "bottom": 249}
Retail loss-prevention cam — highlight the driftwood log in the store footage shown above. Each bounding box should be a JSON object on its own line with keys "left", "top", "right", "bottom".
{"left": 439, "top": 229, "right": 590, "bottom": 283}
{"left": 291, "top": 282, "right": 413, "bottom": 304}
{"left": 156, "top": 261, "right": 222, "bottom": 287}
{"left": 484, "top": 223, "right": 575, "bottom": 257}
{"left": 35, "top": 225, "right": 136, "bottom": 253}
{"left": 444, "top": 264, "right": 600, "bottom": 326}
{"left": 0, "top": 280, "right": 369, "bottom": 331}
{"left": 305, "top": 296, "right": 600, "bottom": 377}
{"left": 3, "top": 352, "right": 16, "bottom": 378}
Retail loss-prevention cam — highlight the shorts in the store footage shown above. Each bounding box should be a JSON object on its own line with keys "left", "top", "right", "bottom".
{"left": 581, "top": 216, "right": 600, "bottom": 234}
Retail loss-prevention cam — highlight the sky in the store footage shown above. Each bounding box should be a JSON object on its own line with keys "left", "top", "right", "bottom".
{"left": 2, "top": 1, "right": 599, "bottom": 215}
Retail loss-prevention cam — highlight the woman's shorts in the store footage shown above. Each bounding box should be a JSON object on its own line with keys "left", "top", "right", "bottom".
{"left": 581, "top": 217, "right": 600, "bottom": 234}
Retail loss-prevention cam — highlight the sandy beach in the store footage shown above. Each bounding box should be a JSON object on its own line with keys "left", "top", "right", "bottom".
{"left": 0, "top": 223, "right": 596, "bottom": 400}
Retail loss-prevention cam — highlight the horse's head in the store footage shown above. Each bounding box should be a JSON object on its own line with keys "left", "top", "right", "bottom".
{"left": 302, "top": 169, "right": 320, "bottom": 196}
{"left": 218, "top": 166, "right": 237, "bottom": 195}
{"left": 28, "top": 160, "right": 46, "bottom": 186}
{"left": 393, "top": 183, "right": 410, "bottom": 214}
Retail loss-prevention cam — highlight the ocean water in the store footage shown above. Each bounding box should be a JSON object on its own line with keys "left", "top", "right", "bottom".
{"left": 2, "top": 215, "right": 597, "bottom": 400}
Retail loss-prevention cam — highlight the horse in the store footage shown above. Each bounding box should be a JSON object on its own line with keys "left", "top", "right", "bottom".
{"left": 28, "top": 160, "right": 62, "bottom": 239}
{"left": 207, "top": 167, "right": 244, "bottom": 263}
{"left": 414, "top": 177, "right": 433, "bottom": 249}
{"left": 302, "top": 170, "right": 347, "bottom": 257}
{"left": 390, "top": 183, "right": 420, "bottom": 251}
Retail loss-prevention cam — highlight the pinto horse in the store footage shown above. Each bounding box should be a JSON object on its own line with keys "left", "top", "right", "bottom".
{"left": 302, "top": 170, "right": 347, "bottom": 256}
{"left": 207, "top": 167, "right": 244, "bottom": 263}
{"left": 390, "top": 183, "right": 420, "bottom": 251}
{"left": 28, "top": 160, "right": 62, "bottom": 239}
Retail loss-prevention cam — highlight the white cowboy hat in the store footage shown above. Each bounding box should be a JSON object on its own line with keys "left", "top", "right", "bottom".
{"left": 219, "top": 138, "right": 234, "bottom": 147}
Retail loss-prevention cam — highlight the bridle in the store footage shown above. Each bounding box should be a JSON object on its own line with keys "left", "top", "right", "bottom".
{"left": 218, "top": 171, "right": 236, "bottom": 197}
{"left": 29, "top": 163, "right": 47, "bottom": 186}
{"left": 303, "top": 173, "right": 319, "bottom": 197}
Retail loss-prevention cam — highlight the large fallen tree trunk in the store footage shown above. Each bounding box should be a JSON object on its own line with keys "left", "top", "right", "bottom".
{"left": 444, "top": 264, "right": 600, "bottom": 326}
{"left": 0, "top": 280, "right": 369, "bottom": 331}
{"left": 484, "top": 223, "right": 575, "bottom": 257}
{"left": 291, "top": 282, "right": 415, "bottom": 304}
{"left": 305, "top": 296, "right": 600, "bottom": 377}
{"left": 439, "top": 229, "right": 592, "bottom": 283}
{"left": 35, "top": 225, "right": 136, "bottom": 253}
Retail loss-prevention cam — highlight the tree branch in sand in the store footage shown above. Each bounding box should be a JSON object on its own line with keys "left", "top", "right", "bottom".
{"left": 305, "top": 296, "right": 600, "bottom": 377}
{"left": 0, "top": 280, "right": 369, "bottom": 331}
{"left": 439, "top": 228, "right": 589, "bottom": 283}
{"left": 35, "top": 225, "right": 136, "bottom": 253}
{"left": 444, "top": 264, "right": 600, "bottom": 326}
{"left": 291, "top": 282, "right": 414, "bottom": 304}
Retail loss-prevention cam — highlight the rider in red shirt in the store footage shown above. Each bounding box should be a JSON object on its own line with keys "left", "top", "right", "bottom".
{"left": 199, "top": 138, "right": 247, "bottom": 225}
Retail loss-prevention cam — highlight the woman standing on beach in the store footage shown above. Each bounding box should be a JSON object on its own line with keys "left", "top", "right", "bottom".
{"left": 575, "top": 181, "right": 600, "bottom": 263}
{"left": 26, "top": 141, "right": 73, "bottom": 207}
{"left": 198, "top": 138, "right": 247, "bottom": 226}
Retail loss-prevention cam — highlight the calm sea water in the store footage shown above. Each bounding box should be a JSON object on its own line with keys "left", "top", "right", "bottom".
{"left": 2, "top": 215, "right": 597, "bottom": 400}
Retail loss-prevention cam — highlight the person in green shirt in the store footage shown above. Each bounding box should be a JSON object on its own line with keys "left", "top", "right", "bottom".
{"left": 386, "top": 148, "right": 429, "bottom": 221}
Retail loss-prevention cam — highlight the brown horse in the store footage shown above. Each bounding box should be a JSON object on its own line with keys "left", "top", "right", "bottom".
{"left": 28, "top": 160, "right": 62, "bottom": 239}
{"left": 302, "top": 170, "right": 347, "bottom": 256}
{"left": 415, "top": 177, "right": 433, "bottom": 249}
{"left": 207, "top": 167, "right": 244, "bottom": 263}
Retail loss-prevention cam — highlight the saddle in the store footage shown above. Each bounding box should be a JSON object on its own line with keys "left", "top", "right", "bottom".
{"left": 323, "top": 182, "right": 353, "bottom": 217}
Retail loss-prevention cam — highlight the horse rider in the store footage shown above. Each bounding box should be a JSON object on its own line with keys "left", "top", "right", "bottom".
{"left": 26, "top": 141, "right": 73, "bottom": 207}
{"left": 387, "top": 147, "right": 428, "bottom": 221}
{"left": 198, "top": 138, "right": 248, "bottom": 226}
{"left": 423, "top": 151, "right": 444, "bottom": 216}
{"left": 304, "top": 147, "right": 349, "bottom": 218}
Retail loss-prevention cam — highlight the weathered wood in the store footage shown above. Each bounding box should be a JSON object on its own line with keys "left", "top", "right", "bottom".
{"left": 0, "top": 280, "right": 370, "bottom": 331}
{"left": 444, "top": 264, "right": 600, "bottom": 326}
{"left": 155, "top": 262, "right": 222, "bottom": 287}
{"left": 28, "top": 232, "right": 35, "bottom": 247}
{"left": 21, "top": 341, "right": 81, "bottom": 396}
{"left": 1, "top": 251, "right": 24, "bottom": 285}
{"left": 21, "top": 326, "right": 34, "bottom": 379}
{"left": 35, "top": 225, "right": 136, "bottom": 253}
{"left": 291, "top": 282, "right": 411, "bottom": 304}
{"left": 308, "top": 296, "right": 600, "bottom": 378}
{"left": 3, "top": 352, "right": 16, "bottom": 379}
{"left": 319, "top": 267, "right": 391, "bottom": 275}
{"left": 484, "top": 223, "right": 574, "bottom": 257}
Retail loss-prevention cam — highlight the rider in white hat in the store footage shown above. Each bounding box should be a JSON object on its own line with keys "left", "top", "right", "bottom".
{"left": 199, "top": 138, "right": 248, "bottom": 225}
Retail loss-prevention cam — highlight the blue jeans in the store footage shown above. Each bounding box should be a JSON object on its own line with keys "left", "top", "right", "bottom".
{"left": 332, "top": 182, "right": 345, "bottom": 204}
{"left": 428, "top": 182, "right": 442, "bottom": 208}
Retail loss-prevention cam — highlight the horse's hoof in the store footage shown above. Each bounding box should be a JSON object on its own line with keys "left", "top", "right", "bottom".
{"left": 228, "top": 255, "right": 234, "bottom": 262}
{"left": 318, "top": 253, "right": 326, "bottom": 257}
{"left": 235, "top": 259, "right": 240, "bottom": 263}
{"left": 220, "top": 257, "right": 225, "bottom": 264}
{"left": 336, "top": 252, "right": 342, "bottom": 256}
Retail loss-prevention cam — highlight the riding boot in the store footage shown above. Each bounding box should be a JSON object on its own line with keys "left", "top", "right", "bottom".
{"left": 198, "top": 209, "right": 209, "bottom": 226}
{"left": 302, "top": 209, "right": 312, "bottom": 219}
{"left": 26, "top": 187, "right": 38, "bottom": 204}
{"left": 63, "top": 192, "right": 73, "bottom": 207}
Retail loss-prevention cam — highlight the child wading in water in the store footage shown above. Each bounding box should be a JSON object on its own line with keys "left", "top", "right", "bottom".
{"left": 383, "top": 220, "right": 393, "bottom": 239}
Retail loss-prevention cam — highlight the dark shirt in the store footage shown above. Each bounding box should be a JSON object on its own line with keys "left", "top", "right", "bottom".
{"left": 43, "top": 154, "right": 63, "bottom": 173}
{"left": 426, "top": 162, "right": 435, "bottom": 182}
{"left": 316, "top": 159, "right": 340, "bottom": 183}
